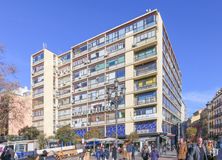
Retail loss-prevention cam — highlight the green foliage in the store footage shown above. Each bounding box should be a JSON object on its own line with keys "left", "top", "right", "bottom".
{"left": 84, "top": 128, "right": 104, "bottom": 139}
{"left": 186, "top": 127, "right": 197, "bottom": 139}
{"left": 18, "top": 126, "right": 40, "bottom": 140}
{"left": 55, "top": 125, "right": 80, "bottom": 144}
{"left": 37, "top": 134, "right": 47, "bottom": 149}
{"left": 127, "top": 132, "right": 139, "bottom": 142}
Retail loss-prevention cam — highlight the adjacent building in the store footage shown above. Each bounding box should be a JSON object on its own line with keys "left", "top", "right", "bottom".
{"left": 31, "top": 9, "right": 183, "bottom": 144}
{"left": 0, "top": 87, "right": 32, "bottom": 136}
{"left": 208, "top": 88, "right": 222, "bottom": 138}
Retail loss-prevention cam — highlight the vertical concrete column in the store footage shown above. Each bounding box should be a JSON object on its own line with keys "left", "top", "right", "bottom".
{"left": 124, "top": 34, "right": 135, "bottom": 135}
{"left": 156, "top": 13, "right": 163, "bottom": 133}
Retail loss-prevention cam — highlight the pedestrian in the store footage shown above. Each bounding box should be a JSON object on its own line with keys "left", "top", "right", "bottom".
{"left": 126, "top": 142, "right": 132, "bottom": 160}
{"left": 141, "top": 145, "right": 149, "bottom": 160}
{"left": 177, "top": 138, "right": 187, "bottom": 160}
{"left": 112, "top": 145, "right": 117, "bottom": 160}
{"left": 96, "top": 146, "right": 101, "bottom": 160}
{"left": 104, "top": 147, "right": 109, "bottom": 160}
{"left": 150, "top": 145, "right": 159, "bottom": 160}
{"left": 122, "top": 143, "right": 127, "bottom": 159}
{"left": 206, "top": 141, "right": 214, "bottom": 160}
{"left": 131, "top": 143, "right": 136, "bottom": 160}
{"left": 217, "top": 142, "right": 222, "bottom": 160}
{"left": 187, "top": 137, "right": 208, "bottom": 160}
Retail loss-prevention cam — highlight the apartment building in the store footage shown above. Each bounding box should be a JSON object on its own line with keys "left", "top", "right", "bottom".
{"left": 0, "top": 87, "right": 32, "bottom": 136}
{"left": 31, "top": 9, "right": 182, "bottom": 142}
{"left": 208, "top": 88, "right": 222, "bottom": 138}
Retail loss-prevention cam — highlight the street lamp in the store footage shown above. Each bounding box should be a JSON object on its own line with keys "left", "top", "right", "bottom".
{"left": 106, "top": 79, "right": 125, "bottom": 146}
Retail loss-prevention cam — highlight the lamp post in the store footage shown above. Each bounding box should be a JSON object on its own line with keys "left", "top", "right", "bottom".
{"left": 106, "top": 80, "right": 125, "bottom": 146}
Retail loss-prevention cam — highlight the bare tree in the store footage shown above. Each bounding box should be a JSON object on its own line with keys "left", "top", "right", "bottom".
{"left": 0, "top": 45, "right": 25, "bottom": 136}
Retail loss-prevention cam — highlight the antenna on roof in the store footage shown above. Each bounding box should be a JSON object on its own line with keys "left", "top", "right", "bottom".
{"left": 43, "top": 42, "right": 47, "bottom": 49}
{"left": 146, "top": 9, "right": 151, "bottom": 13}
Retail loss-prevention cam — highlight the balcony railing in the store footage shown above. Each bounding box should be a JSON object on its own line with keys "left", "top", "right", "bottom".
{"left": 135, "top": 96, "right": 156, "bottom": 106}
{"left": 134, "top": 113, "right": 157, "bottom": 121}
{"left": 33, "top": 116, "right": 44, "bottom": 121}
{"left": 134, "top": 68, "right": 156, "bottom": 77}
{"left": 135, "top": 52, "right": 156, "bottom": 62}
{"left": 135, "top": 83, "right": 156, "bottom": 91}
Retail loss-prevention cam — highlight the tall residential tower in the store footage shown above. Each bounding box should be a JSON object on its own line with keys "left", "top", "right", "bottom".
{"left": 31, "top": 10, "right": 182, "bottom": 142}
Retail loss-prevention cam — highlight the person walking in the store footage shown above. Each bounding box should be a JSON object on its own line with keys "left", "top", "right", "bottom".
{"left": 150, "top": 145, "right": 159, "bottom": 160}
{"left": 126, "top": 142, "right": 132, "bottom": 160}
{"left": 206, "top": 141, "right": 214, "bottom": 160}
{"left": 112, "top": 145, "right": 117, "bottom": 160}
{"left": 177, "top": 138, "right": 187, "bottom": 160}
{"left": 186, "top": 137, "right": 208, "bottom": 160}
{"left": 141, "top": 145, "right": 150, "bottom": 160}
{"left": 131, "top": 143, "right": 136, "bottom": 160}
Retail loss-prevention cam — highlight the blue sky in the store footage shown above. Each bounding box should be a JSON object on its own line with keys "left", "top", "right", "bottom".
{"left": 0, "top": 0, "right": 222, "bottom": 117}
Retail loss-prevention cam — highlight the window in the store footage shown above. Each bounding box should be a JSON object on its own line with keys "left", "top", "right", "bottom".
{"left": 134, "top": 30, "right": 156, "bottom": 44}
{"left": 116, "top": 68, "right": 125, "bottom": 78}
{"left": 135, "top": 77, "right": 156, "bottom": 89}
{"left": 33, "top": 75, "right": 44, "bottom": 84}
{"left": 88, "top": 37, "right": 105, "bottom": 50}
{"left": 74, "top": 81, "right": 87, "bottom": 90}
{"left": 90, "top": 62, "right": 105, "bottom": 73}
{"left": 73, "top": 56, "right": 88, "bottom": 67}
{"left": 135, "top": 106, "right": 156, "bottom": 116}
{"left": 135, "top": 47, "right": 156, "bottom": 61}
{"left": 33, "top": 53, "right": 44, "bottom": 63}
{"left": 89, "top": 50, "right": 105, "bottom": 61}
{"left": 73, "top": 68, "right": 88, "bottom": 79}
{"left": 73, "top": 45, "right": 88, "bottom": 55}
{"left": 106, "top": 42, "right": 125, "bottom": 54}
{"left": 106, "top": 55, "right": 125, "bottom": 68}
{"left": 33, "top": 64, "right": 44, "bottom": 73}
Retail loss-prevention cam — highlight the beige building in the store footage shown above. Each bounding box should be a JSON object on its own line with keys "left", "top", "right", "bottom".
{"left": 208, "top": 88, "right": 222, "bottom": 138}
{"left": 8, "top": 87, "right": 32, "bottom": 135}
{"left": 31, "top": 9, "right": 182, "bottom": 141}
{"left": 0, "top": 87, "right": 32, "bottom": 136}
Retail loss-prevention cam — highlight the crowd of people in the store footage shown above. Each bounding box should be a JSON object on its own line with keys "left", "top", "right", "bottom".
{"left": 177, "top": 137, "right": 222, "bottom": 160}
{"left": 93, "top": 141, "right": 159, "bottom": 160}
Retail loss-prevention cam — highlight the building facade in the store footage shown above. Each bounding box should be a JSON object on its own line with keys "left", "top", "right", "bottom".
{"left": 0, "top": 87, "right": 32, "bottom": 136}
{"left": 208, "top": 88, "right": 222, "bottom": 138}
{"left": 31, "top": 9, "right": 182, "bottom": 141}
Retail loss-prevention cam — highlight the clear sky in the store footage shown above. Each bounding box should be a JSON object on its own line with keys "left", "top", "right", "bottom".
{"left": 0, "top": 0, "right": 222, "bottom": 116}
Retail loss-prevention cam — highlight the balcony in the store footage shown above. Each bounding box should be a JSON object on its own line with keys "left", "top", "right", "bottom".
{"left": 59, "top": 103, "right": 72, "bottom": 109}
{"left": 74, "top": 86, "right": 88, "bottom": 93}
{"left": 90, "top": 121, "right": 105, "bottom": 126}
{"left": 134, "top": 113, "right": 157, "bottom": 121}
{"left": 135, "top": 52, "right": 156, "bottom": 62}
{"left": 108, "top": 48, "right": 126, "bottom": 58}
{"left": 134, "top": 68, "right": 157, "bottom": 77}
{"left": 32, "top": 69, "right": 44, "bottom": 77}
{"left": 58, "top": 81, "right": 71, "bottom": 88}
{"left": 33, "top": 116, "right": 44, "bottom": 121}
{"left": 58, "top": 115, "right": 71, "bottom": 121}
{"left": 32, "top": 81, "right": 44, "bottom": 88}
{"left": 58, "top": 70, "right": 71, "bottom": 78}
{"left": 73, "top": 99, "right": 88, "bottom": 105}
{"left": 33, "top": 92, "right": 44, "bottom": 99}
{"left": 135, "top": 96, "right": 156, "bottom": 106}
{"left": 106, "top": 63, "right": 125, "bottom": 72}
{"left": 135, "top": 83, "right": 157, "bottom": 92}
{"left": 106, "top": 118, "right": 125, "bottom": 124}
{"left": 33, "top": 59, "right": 44, "bottom": 66}
{"left": 32, "top": 104, "right": 44, "bottom": 110}
{"left": 132, "top": 36, "right": 157, "bottom": 50}
{"left": 88, "top": 82, "right": 105, "bottom": 90}
{"left": 89, "top": 69, "right": 105, "bottom": 77}
{"left": 58, "top": 60, "right": 71, "bottom": 67}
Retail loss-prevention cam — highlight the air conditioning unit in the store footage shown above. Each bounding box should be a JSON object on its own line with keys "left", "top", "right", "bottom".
{"left": 78, "top": 89, "right": 81, "bottom": 92}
